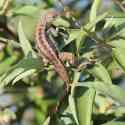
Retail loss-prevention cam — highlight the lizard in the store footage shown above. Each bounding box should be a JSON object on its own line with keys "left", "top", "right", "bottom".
{"left": 35, "top": 10, "right": 96, "bottom": 92}
{"left": 35, "top": 10, "right": 75, "bottom": 91}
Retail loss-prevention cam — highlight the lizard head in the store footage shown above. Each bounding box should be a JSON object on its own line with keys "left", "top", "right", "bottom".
{"left": 43, "top": 10, "right": 59, "bottom": 23}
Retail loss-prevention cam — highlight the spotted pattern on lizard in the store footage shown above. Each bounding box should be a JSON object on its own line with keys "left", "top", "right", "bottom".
{"left": 35, "top": 10, "right": 72, "bottom": 90}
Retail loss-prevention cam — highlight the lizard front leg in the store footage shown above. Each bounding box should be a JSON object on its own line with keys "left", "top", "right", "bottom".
{"left": 59, "top": 52, "right": 75, "bottom": 65}
{"left": 59, "top": 52, "right": 96, "bottom": 71}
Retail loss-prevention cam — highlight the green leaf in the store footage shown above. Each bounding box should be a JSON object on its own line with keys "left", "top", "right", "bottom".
{"left": 109, "top": 39, "right": 125, "bottom": 49}
{"left": 0, "top": 51, "right": 5, "bottom": 61}
{"left": 67, "top": 29, "right": 87, "bottom": 52}
{"left": 18, "top": 21, "right": 36, "bottom": 57}
{"left": 113, "top": 47, "right": 125, "bottom": 72}
{"left": 0, "top": 0, "right": 4, "bottom": 9}
{"left": 0, "top": 68, "right": 24, "bottom": 87}
{"left": 75, "top": 87, "right": 95, "bottom": 125}
{"left": 102, "top": 121, "right": 125, "bottom": 125}
{"left": 107, "top": 58, "right": 123, "bottom": 79}
{"left": 108, "top": 10, "right": 125, "bottom": 18}
{"left": 69, "top": 95, "right": 79, "bottom": 125}
{"left": 105, "top": 16, "right": 125, "bottom": 28}
{"left": 88, "top": 63, "right": 112, "bottom": 85}
{"left": 0, "top": 54, "right": 19, "bottom": 75}
{"left": 43, "top": 117, "right": 50, "bottom": 125}
{"left": 85, "top": 12, "right": 108, "bottom": 31}
{"left": 12, "top": 5, "right": 38, "bottom": 16}
{"left": 19, "top": 15, "right": 39, "bottom": 41}
{"left": 0, "top": 55, "right": 42, "bottom": 87}
{"left": 76, "top": 31, "right": 86, "bottom": 53}
{"left": 53, "top": 17, "right": 70, "bottom": 28}
{"left": 12, "top": 69, "right": 36, "bottom": 84}
{"left": 90, "top": 0, "right": 101, "bottom": 23}
{"left": 114, "top": 106, "right": 125, "bottom": 117}
{"left": 104, "top": 19, "right": 125, "bottom": 39}
{"left": 71, "top": 71, "right": 81, "bottom": 95}
{"left": 67, "top": 29, "right": 81, "bottom": 42}
{"left": 82, "top": 81, "right": 125, "bottom": 105}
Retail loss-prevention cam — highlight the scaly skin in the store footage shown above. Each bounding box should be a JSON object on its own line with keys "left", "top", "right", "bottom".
{"left": 35, "top": 10, "right": 70, "bottom": 90}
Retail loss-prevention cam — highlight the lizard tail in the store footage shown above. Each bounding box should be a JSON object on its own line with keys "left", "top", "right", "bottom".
{"left": 53, "top": 60, "right": 70, "bottom": 89}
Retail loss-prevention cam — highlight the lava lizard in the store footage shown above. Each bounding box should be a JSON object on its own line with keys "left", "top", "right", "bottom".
{"left": 35, "top": 10, "right": 75, "bottom": 91}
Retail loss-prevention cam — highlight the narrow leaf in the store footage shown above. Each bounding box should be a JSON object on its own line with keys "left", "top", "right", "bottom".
{"left": 75, "top": 87, "right": 95, "bottom": 125}
{"left": 0, "top": 68, "right": 24, "bottom": 87}
{"left": 85, "top": 12, "right": 108, "bottom": 31}
{"left": 12, "top": 69, "right": 36, "bottom": 84}
{"left": 90, "top": 0, "right": 101, "bottom": 23}
{"left": 43, "top": 117, "right": 50, "bottom": 125}
{"left": 0, "top": 56, "right": 42, "bottom": 87}
{"left": 18, "top": 21, "right": 35, "bottom": 57}
{"left": 69, "top": 95, "right": 79, "bottom": 125}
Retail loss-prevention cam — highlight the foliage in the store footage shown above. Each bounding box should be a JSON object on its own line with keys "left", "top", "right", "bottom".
{"left": 0, "top": 0, "right": 125, "bottom": 125}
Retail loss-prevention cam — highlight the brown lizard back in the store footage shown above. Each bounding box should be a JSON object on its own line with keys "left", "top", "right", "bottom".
{"left": 35, "top": 10, "right": 70, "bottom": 89}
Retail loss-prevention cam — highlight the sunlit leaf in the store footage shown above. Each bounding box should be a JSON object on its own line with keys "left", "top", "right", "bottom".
{"left": 109, "top": 39, "right": 125, "bottom": 49}
{"left": 113, "top": 47, "right": 125, "bottom": 72}
{"left": 75, "top": 87, "right": 95, "bottom": 125}
{"left": 12, "top": 69, "right": 36, "bottom": 84}
{"left": 0, "top": 55, "right": 42, "bottom": 87}
{"left": 0, "top": 0, "right": 4, "bottom": 9}
{"left": 18, "top": 21, "right": 36, "bottom": 57}
{"left": 90, "top": 0, "right": 101, "bottom": 23}
{"left": 53, "top": 17, "right": 70, "bottom": 28}
{"left": 12, "top": 5, "right": 38, "bottom": 16}
{"left": 85, "top": 12, "right": 108, "bottom": 31}
{"left": 67, "top": 29, "right": 81, "bottom": 42}
{"left": 88, "top": 63, "right": 112, "bottom": 85}
{"left": 67, "top": 29, "right": 86, "bottom": 52}
{"left": 43, "top": 117, "right": 50, "bottom": 125}
{"left": 80, "top": 81, "right": 125, "bottom": 105}
{"left": 102, "top": 121, "right": 125, "bottom": 125}
{"left": 69, "top": 95, "right": 79, "bottom": 125}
